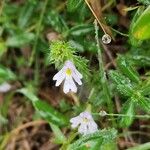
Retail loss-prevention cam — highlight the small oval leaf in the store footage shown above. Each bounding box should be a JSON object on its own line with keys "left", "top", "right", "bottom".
{"left": 119, "top": 100, "right": 135, "bottom": 127}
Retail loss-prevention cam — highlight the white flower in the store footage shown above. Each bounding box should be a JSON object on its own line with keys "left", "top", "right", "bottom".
{"left": 70, "top": 111, "right": 98, "bottom": 135}
{"left": 53, "top": 60, "right": 82, "bottom": 94}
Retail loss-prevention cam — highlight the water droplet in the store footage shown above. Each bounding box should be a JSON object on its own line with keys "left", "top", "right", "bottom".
{"left": 102, "top": 34, "right": 111, "bottom": 44}
{"left": 99, "top": 110, "right": 107, "bottom": 117}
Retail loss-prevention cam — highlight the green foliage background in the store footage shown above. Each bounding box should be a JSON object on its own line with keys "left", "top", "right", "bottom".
{"left": 0, "top": 0, "right": 150, "bottom": 149}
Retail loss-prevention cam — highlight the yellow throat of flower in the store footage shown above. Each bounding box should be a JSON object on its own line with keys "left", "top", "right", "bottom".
{"left": 83, "top": 118, "right": 89, "bottom": 123}
{"left": 66, "top": 68, "right": 72, "bottom": 76}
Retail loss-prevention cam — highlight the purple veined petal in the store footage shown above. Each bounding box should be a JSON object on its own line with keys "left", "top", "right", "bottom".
{"left": 78, "top": 123, "right": 88, "bottom": 135}
{"left": 53, "top": 67, "right": 65, "bottom": 81}
{"left": 70, "top": 116, "right": 82, "bottom": 128}
{"left": 63, "top": 76, "right": 77, "bottom": 94}
{"left": 72, "top": 71, "right": 82, "bottom": 85}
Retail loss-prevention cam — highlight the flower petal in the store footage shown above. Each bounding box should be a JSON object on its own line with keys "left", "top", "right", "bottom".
{"left": 63, "top": 76, "right": 77, "bottom": 93}
{"left": 70, "top": 116, "right": 82, "bottom": 128}
{"left": 80, "top": 111, "right": 92, "bottom": 120}
{"left": 65, "top": 60, "right": 74, "bottom": 68}
{"left": 87, "top": 121, "right": 98, "bottom": 134}
{"left": 78, "top": 123, "right": 88, "bottom": 135}
{"left": 55, "top": 73, "right": 65, "bottom": 86}
{"left": 72, "top": 71, "right": 82, "bottom": 85}
{"left": 53, "top": 67, "right": 65, "bottom": 81}
{"left": 74, "top": 68, "right": 83, "bottom": 79}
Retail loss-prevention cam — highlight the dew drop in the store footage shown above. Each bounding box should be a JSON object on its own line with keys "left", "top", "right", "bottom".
{"left": 102, "top": 34, "right": 111, "bottom": 44}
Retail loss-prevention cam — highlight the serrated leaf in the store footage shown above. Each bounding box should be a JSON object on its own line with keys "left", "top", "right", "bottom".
{"left": 67, "top": 129, "right": 117, "bottom": 150}
{"left": 109, "top": 70, "right": 134, "bottom": 97}
{"left": 138, "top": 97, "right": 150, "bottom": 112}
{"left": 46, "top": 10, "right": 68, "bottom": 33}
{"left": 67, "top": 0, "right": 83, "bottom": 12}
{"left": 131, "top": 6, "right": 150, "bottom": 40}
{"left": 129, "top": 55, "right": 150, "bottom": 67}
{"left": 117, "top": 55, "right": 140, "bottom": 83}
{"left": 119, "top": 100, "right": 135, "bottom": 127}
{"left": 139, "top": 79, "right": 150, "bottom": 96}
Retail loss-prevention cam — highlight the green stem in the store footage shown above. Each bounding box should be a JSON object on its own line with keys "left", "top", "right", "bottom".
{"left": 0, "top": 0, "right": 5, "bottom": 17}
{"left": 127, "top": 142, "right": 150, "bottom": 150}
{"left": 93, "top": 112, "right": 150, "bottom": 119}
{"left": 94, "top": 20, "right": 114, "bottom": 114}
{"left": 29, "top": 0, "right": 49, "bottom": 85}
{"left": 111, "top": 27, "right": 129, "bottom": 37}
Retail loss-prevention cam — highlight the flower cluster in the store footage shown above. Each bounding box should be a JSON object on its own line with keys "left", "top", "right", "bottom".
{"left": 52, "top": 59, "right": 98, "bottom": 135}
{"left": 53, "top": 60, "right": 82, "bottom": 94}
{"left": 70, "top": 111, "right": 98, "bottom": 135}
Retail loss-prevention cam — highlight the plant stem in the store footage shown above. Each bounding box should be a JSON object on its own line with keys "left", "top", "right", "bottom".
{"left": 111, "top": 27, "right": 129, "bottom": 37}
{"left": 29, "top": 0, "right": 49, "bottom": 85}
{"left": 94, "top": 112, "right": 150, "bottom": 119}
{"left": 0, "top": 0, "right": 5, "bottom": 17}
{"left": 127, "top": 142, "right": 150, "bottom": 150}
{"left": 94, "top": 20, "right": 114, "bottom": 114}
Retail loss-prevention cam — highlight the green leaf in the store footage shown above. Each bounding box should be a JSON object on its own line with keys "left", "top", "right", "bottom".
{"left": 139, "top": 79, "right": 150, "bottom": 96}
{"left": 17, "top": 88, "right": 39, "bottom": 102}
{"left": 18, "top": 88, "right": 68, "bottom": 126}
{"left": 101, "top": 141, "right": 117, "bottom": 150}
{"left": 137, "top": 0, "right": 150, "bottom": 5}
{"left": 127, "top": 142, "right": 150, "bottom": 150}
{"left": 129, "top": 7, "right": 144, "bottom": 46}
{"left": 6, "top": 32, "right": 35, "bottom": 47}
{"left": 117, "top": 55, "right": 140, "bottom": 83}
{"left": 50, "top": 123, "right": 66, "bottom": 144}
{"left": 137, "top": 97, "right": 150, "bottom": 112}
{"left": 0, "top": 41, "right": 7, "bottom": 58}
{"left": 34, "top": 100, "right": 68, "bottom": 126}
{"left": 46, "top": 10, "right": 68, "bottom": 33}
{"left": 0, "top": 114, "right": 8, "bottom": 125}
{"left": 104, "top": 13, "right": 118, "bottom": 26}
{"left": 119, "top": 100, "right": 135, "bottom": 127}
{"left": 67, "top": 0, "right": 84, "bottom": 12}
{"left": 109, "top": 70, "right": 134, "bottom": 97}
{"left": 131, "top": 6, "right": 150, "bottom": 40}
{"left": 67, "top": 129, "right": 117, "bottom": 150}
{"left": 18, "top": 2, "right": 35, "bottom": 28}
{"left": 128, "top": 55, "right": 150, "bottom": 67}
{"left": 0, "top": 66, "right": 16, "bottom": 83}
{"left": 68, "top": 24, "right": 94, "bottom": 36}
